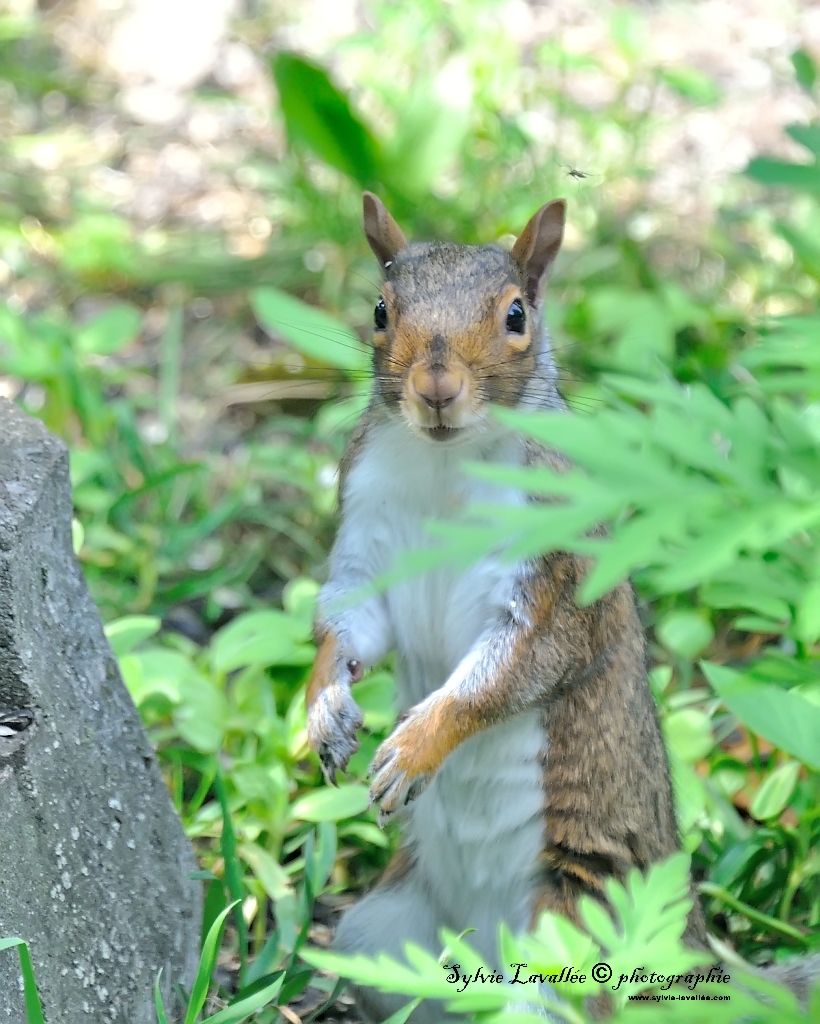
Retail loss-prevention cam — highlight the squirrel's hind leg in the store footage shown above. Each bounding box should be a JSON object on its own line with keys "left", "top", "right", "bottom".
{"left": 334, "top": 854, "right": 444, "bottom": 1023}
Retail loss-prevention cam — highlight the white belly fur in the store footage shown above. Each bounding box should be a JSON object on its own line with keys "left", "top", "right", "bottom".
{"left": 344, "top": 419, "right": 546, "bottom": 947}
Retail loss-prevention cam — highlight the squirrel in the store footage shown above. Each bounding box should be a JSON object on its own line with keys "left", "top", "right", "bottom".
{"left": 305, "top": 194, "right": 818, "bottom": 1022}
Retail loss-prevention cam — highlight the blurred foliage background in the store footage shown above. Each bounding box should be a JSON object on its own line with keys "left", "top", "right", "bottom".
{"left": 2, "top": 0, "right": 820, "bottom": 1019}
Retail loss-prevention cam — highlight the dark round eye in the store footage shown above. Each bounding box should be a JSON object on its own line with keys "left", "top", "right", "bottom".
{"left": 506, "top": 298, "right": 526, "bottom": 334}
{"left": 374, "top": 297, "right": 387, "bottom": 331}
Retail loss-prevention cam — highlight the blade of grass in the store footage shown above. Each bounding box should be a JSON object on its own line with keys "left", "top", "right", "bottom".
{"left": 302, "top": 976, "right": 347, "bottom": 1024}
{"left": 699, "top": 882, "right": 811, "bottom": 944}
{"left": 214, "top": 770, "right": 248, "bottom": 982}
{"left": 185, "top": 901, "right": 241, "bottom": 1024}
{"left": 154, "top": 970, "right": 170, "bottom": 1024}
{"left": 202, "top": 974, "right": 283, "bottom": 1024}
{"left": 0, "top": 938, "right": 46, "bottom": 1024}
{"left": 159, "top": 304, "right": 183, "bottom": 446}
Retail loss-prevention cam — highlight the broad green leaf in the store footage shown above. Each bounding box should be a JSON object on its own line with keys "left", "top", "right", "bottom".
{"left": 657, "top": 611, "right": 714, "bottom": 659}
{"left": 289, "top": 784, "right": 370, "bottom": 822}
{"left": 75, "top": 303, "right": 141, "bottom": 354}
{"left": 750, "top": 761, "right": 801, "bottom": 821}
{"left": 669, "top": 756, "right": 708, "bottom": 839}
{"left": 338, "top": 821, "right": 390, "bottom": 848}
{"left": 703, "top": 662, "right": 820, "bottom": 771}
{"left": 104, "top": 615, "right": 161, "bottom": 656}
{"left": 174, "top": 674, "right": 229, "bottom": 753}
{"left": 791, "top": 51, "right": 817, "bottom": 93}
{"left": 210, "top": 609, "right": 314, "bottom": 673}
{"left": 239, "top": 843, "right": 293, "bottom": 901}
{"left": 271, "top": 52, "right": 381, "bottom": 185}
{"left": 354, "top": 672, "right": 396, "bottom": 730}
{"left": 120, "top": 648, "right": 189, "bottom": 706}
{"left": 252, "top": 287, "right": 368, "bottom": 372}
{"left": 795, "top": 580, "right": 820, "bottom": 643}
{"left": 664, "top": 709, "right": 713, "bottom": 763}
{"left": 745, "top": 157, "right": 820, "bottom": 195}
{"left": 659, "top": 66, "right": 720, "bottom": 105}
{"left": 787, "top": 123, "right": 820, "bottom": 158}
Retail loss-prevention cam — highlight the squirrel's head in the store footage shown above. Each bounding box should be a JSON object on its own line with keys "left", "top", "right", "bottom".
{"left": 362, "top": 192, "right": 565, "bottom": 444}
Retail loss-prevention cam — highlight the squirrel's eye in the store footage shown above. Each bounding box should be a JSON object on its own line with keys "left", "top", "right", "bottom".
{"left": 506, "top": 299, "right": 526, "bottom": 335}
{"left": 374, "top": 297, "right": 388, "bottom": 331}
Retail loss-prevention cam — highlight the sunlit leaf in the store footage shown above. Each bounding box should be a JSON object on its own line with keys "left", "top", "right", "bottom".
{"left": 290, "top": 784, "right": 370, "bottom": 823}
{"left": 252, "top": 287, "right": 369, "bottom": 372}
{"left": 703, "top": 662, "right": 820, "bottom": 771}
{"left": 271, "top": 52, "right": 381, "bottom": 186}
{"left": 750, "top": 761, "right": 801, "bottom": 821}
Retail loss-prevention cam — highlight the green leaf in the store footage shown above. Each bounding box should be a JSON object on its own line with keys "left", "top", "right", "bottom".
{"left": 382, "top": 59, "right": 472, "bottom": 195}
{"left": 174, "top": 671, "right": 229, "bottom": 753}
{"left": 0, "top": 938, "right": 46, "bottom": 1024}
{"left": 104, "top": 615, "right": 161, "bottom": 656}
{"left": 380, "top": 998, "right": 423, "bottom": 1024}
{"left": 271, "top": 52, "right": 381, "bottom": 185}
{"left": 795, "top": 580, "right": 820, "bottom": 643}
{"left": 745, "top": 157, "right": 820, "bottom": 195}
{"left": 210, "top": 608, "right": 314, "bottom": 674}
{"left": 75, "top": 303, "right": 142, "bottom": 355}
{"left": 238, "top": 843, "right": 293, "bottom": 901}
{"left": 659, "top": 66, "right": 720, "bottom": 105}
{"left": 750, "top": 761, "right": 801, "bottom": 821}
{"left": 214, "top": 772, "right": 247, "bottom": 979}
{"left": 587, "top": 288, "right": 675, "bottom": 371}
{"left": 289, "top": 784, "right": 370, "bottom": 822}
{"left": 154, "top": 970, "right": 170, "bottom": 1024}
{"left": 664, "top": 709, "right": 713, "bottom": 763}
{"left": 353, "top": 672, "right": 396, "bottom": 730}
{"left": 251, "top": 287, "right": 369, "bottom": 373}
{"left": 657, "top": 610, "right": 714, "bottom": 659}
{"left": 70, "top": 517, "right": 85, "bottom": 555}
{"left": 202, "top": 975, "right": 283, "bottom": 1023}
{"left": 703, "top": 662, "right": 820, "bottom": 771}
{"left": 791, "top": 50, "right": 817, "bottom": 92}
{"left": 185, "top": 901, "right": 241, "bottom": 1024}
{"left": 786, "top": 123, "right": 820, "bottom": 158}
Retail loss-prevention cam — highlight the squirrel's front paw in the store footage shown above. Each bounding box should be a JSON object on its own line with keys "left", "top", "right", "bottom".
{"left": 369, "top": 709, "right": 438, "bottom": 826}
{"left": 307, "top": 683, "right": 363, "bottom": 785}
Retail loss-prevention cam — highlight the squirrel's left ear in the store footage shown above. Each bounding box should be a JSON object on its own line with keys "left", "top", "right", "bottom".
{"left": 363, "top": 192, "right": 407, "bottom": 271}
{"left": 511, "top": 199, "right": 565, "bottom": 306}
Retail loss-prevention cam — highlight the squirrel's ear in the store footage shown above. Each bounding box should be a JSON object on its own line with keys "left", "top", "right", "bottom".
{"left": 363, "top": 192, "right": 407, "bottom": 270}
{"left": 511, "top": 199, "right": 565, "bottom": 306}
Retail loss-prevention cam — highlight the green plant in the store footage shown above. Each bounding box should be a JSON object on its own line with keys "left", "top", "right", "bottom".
{"left": 0, "top": 938, "right": 46, "bottom": 1024}
{"left": 302, "top": 853, "right": 819, "bottom": 1022}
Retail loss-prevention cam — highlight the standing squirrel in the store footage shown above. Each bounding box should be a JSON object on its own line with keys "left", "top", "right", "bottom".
{"left": 305, "top": 195, "right": 815, "bottom": 1021}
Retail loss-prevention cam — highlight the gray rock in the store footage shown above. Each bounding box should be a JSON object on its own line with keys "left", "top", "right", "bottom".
{"left": 0, "top": 400, "right": 201, "bottom": 1023}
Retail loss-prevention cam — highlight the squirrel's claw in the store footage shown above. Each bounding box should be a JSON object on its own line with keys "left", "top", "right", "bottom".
{"left": 368, "top": 741, "right": 430, "bottom": 825}
{"left": 307, "top": 683, "right": 363, "bottom": 782}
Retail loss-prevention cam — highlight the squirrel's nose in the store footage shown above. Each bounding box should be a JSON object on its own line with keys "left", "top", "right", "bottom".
{"left": 412, "top": 370, "right": 464, "bottom": 410}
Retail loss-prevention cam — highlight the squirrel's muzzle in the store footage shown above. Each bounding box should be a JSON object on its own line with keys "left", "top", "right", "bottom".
{"left": 410, "top": 366, "right": 465, "bottom": 411}
{"left": 403, "top": 362, "right": 475, "bottom": 439}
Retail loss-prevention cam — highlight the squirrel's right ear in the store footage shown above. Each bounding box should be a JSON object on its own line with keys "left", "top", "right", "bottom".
{"left": 363, "top": 192, "right": 407, "bottom": 270}
{"left": 511, "top": 199, "right": 566, "bottom": 307}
